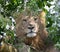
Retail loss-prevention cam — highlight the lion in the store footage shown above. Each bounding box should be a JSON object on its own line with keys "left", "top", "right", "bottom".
{"left": 15, "top": 10, "right": 60, "bottom": 52}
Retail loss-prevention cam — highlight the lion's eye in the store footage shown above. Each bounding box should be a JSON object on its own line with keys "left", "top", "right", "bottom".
{"left": 23, "top": 19, "right": 27, "bottom": 22}
{"left": 34, "top": 18, "right": 37, "bottom": 21}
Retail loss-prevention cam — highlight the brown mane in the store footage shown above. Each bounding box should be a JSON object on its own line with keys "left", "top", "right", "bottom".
{"left": 15, "top": 10, "right": 48, "bottom": 51}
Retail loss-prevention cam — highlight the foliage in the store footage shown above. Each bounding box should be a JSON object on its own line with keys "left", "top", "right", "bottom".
{"left": 0, "top": 0, "right": 54, "bottom": 16}
{"left": 46, "top": 0, "right": 60, "bottom": 49}
{"left": 0, "top": 0, "right": 24, "bottom": 16}
{"left": 0, "top": 14, "right": 15, "bottom": 44}
{"left": 36, "top": 0, "right": 52, "bottom": 9}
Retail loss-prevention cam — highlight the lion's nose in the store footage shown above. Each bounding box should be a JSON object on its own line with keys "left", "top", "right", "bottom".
{"left": 28, "top": 26, "right": 34, "bottom": 29}
{"left": 28, "top": 23, "right": 34, "bottom": 29}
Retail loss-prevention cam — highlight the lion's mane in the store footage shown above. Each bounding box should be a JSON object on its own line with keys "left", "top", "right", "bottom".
{"left": 15, "top": 10, "right": 48, "bottom": 51}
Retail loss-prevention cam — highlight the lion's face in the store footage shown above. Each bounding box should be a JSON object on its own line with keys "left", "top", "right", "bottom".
{"left": 16, "top": 11, "right": 48, "bottom": 39}
{"left": 22, "top": 16, "right": 39, "bottom": 37}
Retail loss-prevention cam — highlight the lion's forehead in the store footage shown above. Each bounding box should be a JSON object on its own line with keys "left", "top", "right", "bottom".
{"left": 22, "top": 16, "right": 39, "bottom": 24}
{"left": 22, "top": 16, "right": 37, "bottom": 19}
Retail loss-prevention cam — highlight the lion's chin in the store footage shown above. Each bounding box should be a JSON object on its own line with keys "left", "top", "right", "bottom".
{"left": 26, "top": 33, "right": 37, "bottom": 37}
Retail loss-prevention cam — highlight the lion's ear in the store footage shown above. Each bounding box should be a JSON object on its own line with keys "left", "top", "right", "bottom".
{"left": 40, "top": 11, "right": 46, "bottom": 18}
{"left": 39, "top": 11, "right": 46, "bottom": 26}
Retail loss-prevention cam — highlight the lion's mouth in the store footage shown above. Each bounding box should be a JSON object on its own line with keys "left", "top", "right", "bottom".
{"left": 28, "top": 30, "right": 36, "bottom": 33}
{"left": 26, "top": 30, "right": 37, "bottom": 37}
